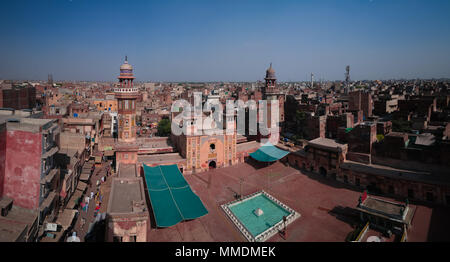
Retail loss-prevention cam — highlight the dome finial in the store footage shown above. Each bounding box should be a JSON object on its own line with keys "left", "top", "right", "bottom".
{"left": 125, "top": 55, "right": 128, "bottom": 62}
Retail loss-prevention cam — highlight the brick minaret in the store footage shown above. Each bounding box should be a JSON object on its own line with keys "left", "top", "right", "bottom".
{"left": 115, "top": 56, "right": 138, "bottom": 143}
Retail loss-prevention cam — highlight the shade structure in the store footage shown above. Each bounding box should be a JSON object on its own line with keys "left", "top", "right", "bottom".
{"left": 249, "top": 142, "right": 290, "bottom": 162}
{"left": 143, "top": 164, "right": 208, "bottom": 228}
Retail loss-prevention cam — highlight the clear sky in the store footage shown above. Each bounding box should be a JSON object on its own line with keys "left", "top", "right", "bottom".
{"left": 1, "top": 0, "right": 450, "bottom": 82}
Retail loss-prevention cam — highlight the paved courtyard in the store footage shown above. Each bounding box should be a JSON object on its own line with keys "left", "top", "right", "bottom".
{"left": 146, "top": 161, "right": 450, "bottom": 242}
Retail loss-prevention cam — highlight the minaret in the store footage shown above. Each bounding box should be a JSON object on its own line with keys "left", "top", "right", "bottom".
{"left": 115, "top": 56, "right": 138, "bottom": 143}
{"left": 261, "top": 63, "right": 284, "bottom": 143}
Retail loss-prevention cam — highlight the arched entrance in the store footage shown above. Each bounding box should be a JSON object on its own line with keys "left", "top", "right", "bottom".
{"left": 209, "top": 161, "right": 217, "bottom": 169}
{"left": 319, "top": 167, "right": 327, "bottom": 176}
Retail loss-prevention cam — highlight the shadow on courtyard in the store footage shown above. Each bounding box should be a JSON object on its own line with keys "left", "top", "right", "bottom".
{"left": 427, "top": 205, "right": 450, "bottom": 241}
{"left": 328, "top": 206, "right": 360, "bottom": 228}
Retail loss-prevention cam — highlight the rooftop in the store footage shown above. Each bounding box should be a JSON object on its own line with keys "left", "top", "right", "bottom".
{"left": 341, "top": 161, "right": 450, "bottom": 186}
{"left": 118, "top": 163, "right": 137, "bottom": 178}
{"left": 107, "top": 178, "right": 147, "bottom": 214}
{"left": 138, "top": 153, "right": 184, "bottom": 165}
{"left": 0, "top": 204, "right": 38, "bottom": 242}
{"left": 308, "top": 137, "right": 348, "bottom": 153}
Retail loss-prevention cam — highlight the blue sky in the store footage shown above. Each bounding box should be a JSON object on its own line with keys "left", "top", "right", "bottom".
{"left": 1, "top": 0, "right": 450, "bottom": 82}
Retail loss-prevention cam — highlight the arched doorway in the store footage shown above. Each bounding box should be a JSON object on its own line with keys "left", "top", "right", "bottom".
{"left": 209, "top": 161, "right": 217, "bottom": 169}
{"left": 319, "top": 167, "right": 327, "bottom": 176}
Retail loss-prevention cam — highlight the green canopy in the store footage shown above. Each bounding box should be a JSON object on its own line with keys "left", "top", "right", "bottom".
{"left": 143, "top": 164, "right": 208, "bottom": 228}
{"left": 249, "top": 142, "right": 290, "bottom": 162}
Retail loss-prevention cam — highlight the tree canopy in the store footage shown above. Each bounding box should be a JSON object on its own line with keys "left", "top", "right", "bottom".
{"left": 157, "top": 118, "right": 171, "bottom": 137}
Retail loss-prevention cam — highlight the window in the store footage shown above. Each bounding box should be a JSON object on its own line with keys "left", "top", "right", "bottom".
{"left": 125, "top": 100, "right": 129, "bottom": 110}
{"left": 355, "top": 178, "right": 360, "bottom": 187}
{"left": 343, "top": 175, "right": 348, "bottom": 184}
{"left": 408, "top": 189, "right": 414, "bottom": 199}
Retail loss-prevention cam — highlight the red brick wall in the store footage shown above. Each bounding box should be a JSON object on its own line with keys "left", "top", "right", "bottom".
{"left": 0, "top": 127, "right": 6, "bottom": 197}
{"left": 4, "top": 130, "right": 42, "bottom": 209}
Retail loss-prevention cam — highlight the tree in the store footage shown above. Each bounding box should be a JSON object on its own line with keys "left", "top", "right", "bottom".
{"left": 392, "top": 119, "right": 412, "bottom": 133}
{"left": 294, "top": 110, "right": 307, "bottom": 138}
{"left": 157, "top": 118, "right": 171, "bottom": 137}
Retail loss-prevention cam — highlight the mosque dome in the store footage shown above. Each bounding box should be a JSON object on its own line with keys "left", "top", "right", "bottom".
{"left": 120, "top": 56, "right": 133, "bottom": 71}
{"left": 265, "top": 63, "right": 276, "bottom": 79}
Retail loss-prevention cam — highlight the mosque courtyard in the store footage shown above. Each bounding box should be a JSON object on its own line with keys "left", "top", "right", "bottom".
{"left": 146, "top": 161, "right": 450, "bottom": 242}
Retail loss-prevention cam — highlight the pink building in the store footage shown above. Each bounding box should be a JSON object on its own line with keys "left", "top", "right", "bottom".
{"left": 0, "top": 117, "right": 60, "bottom": 228}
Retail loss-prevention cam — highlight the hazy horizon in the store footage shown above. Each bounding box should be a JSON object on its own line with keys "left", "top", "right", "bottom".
{"left": 1, "top": 0, "right": 450, "bottom": 82}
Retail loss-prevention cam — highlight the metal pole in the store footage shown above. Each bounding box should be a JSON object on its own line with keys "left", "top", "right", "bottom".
{"left": 239, "top": 178, "right": 243, "bottom": 200}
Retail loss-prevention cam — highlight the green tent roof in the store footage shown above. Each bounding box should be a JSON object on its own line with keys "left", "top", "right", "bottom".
{"left": 143, "top": 164, "right": 208, "bottom": 227}
{"left": 249, "top": 142, "right": 290, "bottom": 162}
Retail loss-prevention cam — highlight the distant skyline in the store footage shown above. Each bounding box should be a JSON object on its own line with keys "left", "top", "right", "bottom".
{"left": 1, "top": 0, "right": 450, "bottom": 82}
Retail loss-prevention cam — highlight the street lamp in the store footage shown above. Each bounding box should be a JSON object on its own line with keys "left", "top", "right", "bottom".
{"left": 282, "top": 215, "right": 287, "bottom": 239}
{"left": 239, "top": 178, "right": 243, "bottom": 200}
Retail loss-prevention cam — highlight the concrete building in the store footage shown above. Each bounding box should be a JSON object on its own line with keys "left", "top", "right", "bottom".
{"left": 0, "top": 116, "right": 60, "bottom": 232}
{"left": 106, "top": 164, "right": 149, "bottom": 242}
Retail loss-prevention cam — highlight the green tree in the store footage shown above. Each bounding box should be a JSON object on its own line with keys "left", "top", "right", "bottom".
{"left": 157, "top": 118, "right": 171, "bottom": 137}
{"left": 392, "top": 119, "right": 412, "bottom": 133}
{"left": 294, "top": 110, "right": 307, "bottom": 138}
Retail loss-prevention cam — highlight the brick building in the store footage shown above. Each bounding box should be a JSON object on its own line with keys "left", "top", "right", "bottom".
{"left": 0, "top": 117, "right": 60, "bottom": 234}
{"left": 0, "top": 85, "right": 36, "bottom": 110}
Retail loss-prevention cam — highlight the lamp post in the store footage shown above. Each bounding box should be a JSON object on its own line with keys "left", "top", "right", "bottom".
{"left": 283, "top": 215, "right": 287, "bottom": 239}
{"left": 239, "top": 178, "right": 243, "bottom": 200}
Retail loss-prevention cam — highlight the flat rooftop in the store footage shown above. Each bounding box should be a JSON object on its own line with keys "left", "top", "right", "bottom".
{"left": 138, "top": 153, "right": 184, "bottom": 165}
{"left": 118, "top": 163, "right": 137, "bottom": 178}
{"left": 0, "top": 116, "right": 55, "bottom": 132}
{"left": 107, "top": 178, "right": 147, "bottom": 214}
{"left": 340, "top": 161, "right": 450, "bottom": 186}
{"left": 137, "top": 137, "right": 172, "bottom": 149}
{"left": 359, "top": 197, "right": 405, "bottom": 219}
{"left": 308, "top": 137, "right": 348, "bottom": 152}
{"left": 0, "top": 205, "right": 37, "bottom": 242}
{"left": 236, "top": 141, "right": 260, "bottom": 152}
